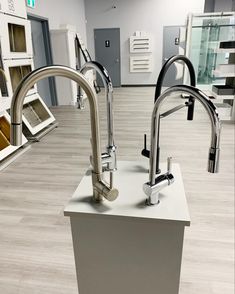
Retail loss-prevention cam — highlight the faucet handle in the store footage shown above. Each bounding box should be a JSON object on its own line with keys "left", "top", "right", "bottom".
{"left": 167, "top": 157, "right": 173, "bottom": 173}
{"left": 141, "top": 134, "right": 150, "bottom": 158}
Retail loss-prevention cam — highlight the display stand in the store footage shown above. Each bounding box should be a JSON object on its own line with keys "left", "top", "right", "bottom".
{"left": 64, "top": 161, "right": 190, "bottom": 294}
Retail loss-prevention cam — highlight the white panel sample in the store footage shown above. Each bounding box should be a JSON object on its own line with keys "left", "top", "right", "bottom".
{"left": 213, "top": 64, "right": 235, "bottom": 77}
{"left": 215, "top": 102, "right": 232, "bottom": 120}
{"left": 0, "top": 14, "right": 33, "bottom": 60}
{"left": 22, "top": 93, "right": 56, "bottom": 135}
{"left": 0, "top": 0, "right": 27, "bottom": 19}
{"left": 130, "top": 55, "right": 152, "bottom": 72}
{"left": 2, "top": 58, "right": 37, "bottom": 98}
{"left": 0, "top": 110, "right": 27, "bottom": 161}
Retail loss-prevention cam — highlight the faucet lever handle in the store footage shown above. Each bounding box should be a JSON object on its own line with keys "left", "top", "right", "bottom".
{"left": 144, "top": 134, "right": 147, "bottom": 149}
{"left": 167, "top": 157, "right": 173, "bottom": 173}
{"left": 141, "top": 134, "right": 150, "bottom": 158}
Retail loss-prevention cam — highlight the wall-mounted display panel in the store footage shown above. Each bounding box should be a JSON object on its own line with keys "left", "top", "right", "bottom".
{"left": 22, "top": 93, "right": 56, "bottom": 135}
{"left": 129, "top": 35, "right": 153, "bottom": 53}
{"left": 130, "top": 55, "right": 153, "bottom": 73}
{"left": 3, "top": 58, "right": 37, "bottom": 98}
{"left": 129, "top": 31, "right": 153, "bottom": 75}
{"left": 0, "top": 110, "right": 27, "bottom": 161}
{"left": 0, "top": 14, "right": 33, "bottom": 59}
{"left": 0, "top": 0, "right": 27, "bottom": 19}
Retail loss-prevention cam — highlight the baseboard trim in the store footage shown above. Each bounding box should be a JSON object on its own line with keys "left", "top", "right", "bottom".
{"left": 121, "top": 84, "right": 156, "bottom": 87}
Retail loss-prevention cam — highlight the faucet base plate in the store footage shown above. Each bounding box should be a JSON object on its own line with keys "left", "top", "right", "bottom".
{"left": 145, "top": 198, "right": 160, "bottom": 206}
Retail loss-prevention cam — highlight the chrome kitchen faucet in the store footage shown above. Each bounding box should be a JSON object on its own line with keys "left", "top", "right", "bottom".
{"left": 144, "top": 85, "right": 221, "bottom": 205}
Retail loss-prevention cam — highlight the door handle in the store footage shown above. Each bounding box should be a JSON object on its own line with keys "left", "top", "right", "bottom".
{"left": 115, "top": 59, "right": 119, "bottom": 63}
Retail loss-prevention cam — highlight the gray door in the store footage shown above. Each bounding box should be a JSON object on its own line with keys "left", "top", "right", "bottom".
{"left": 30, "top": 19, "right": 53, "bottom": 106}
{"left": 162, "top": 26, "right": 183, "bottom": 87}
{"left": 94, "top": 28, "right": 121, "bottom": 87}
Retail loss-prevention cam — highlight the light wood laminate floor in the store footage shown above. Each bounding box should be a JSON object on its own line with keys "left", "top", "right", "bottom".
{"left": 0, "top": 87, "right": 234, "bottom": 294}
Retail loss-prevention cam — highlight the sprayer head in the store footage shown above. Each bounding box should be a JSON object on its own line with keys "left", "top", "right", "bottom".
{"left": 208, "top": 147, "right": 220, "bottom": 173}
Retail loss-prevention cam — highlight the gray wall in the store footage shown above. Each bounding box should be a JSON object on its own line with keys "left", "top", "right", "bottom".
{"left": 204, "top": 0, "right": 215, "bottom": 12}
{"left": 205, "top": 0, "right": 235, "bottom": 12}
{"left": 84, "top": 0, "right": 205, "bottom": 85}
{"left": 214, "top": 0, "right": 234, "bottom": 11}
{"left": 26, "top": 0, "right": 87, "bottom": 43}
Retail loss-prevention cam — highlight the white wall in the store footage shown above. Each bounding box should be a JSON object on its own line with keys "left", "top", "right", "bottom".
{"left": 84, "top": 0, "right": 205, "bottom": 85}
{"left": 26, "top": 0, "right": 87, "bottom": 43}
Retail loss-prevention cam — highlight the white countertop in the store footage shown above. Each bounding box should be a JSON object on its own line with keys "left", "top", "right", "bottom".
{"left": 64, "top": 161, "right": 190, "bottom": 226}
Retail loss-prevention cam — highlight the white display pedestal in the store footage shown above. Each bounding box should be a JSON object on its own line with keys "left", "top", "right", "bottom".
{"left": 64, "top": 161, "right": 190, "bottom": 294}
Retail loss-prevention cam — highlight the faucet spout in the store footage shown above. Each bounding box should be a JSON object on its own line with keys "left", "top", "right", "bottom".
{"left": 10, "top": 65, "right": 118, "bottom": 202}
{"left": 80, "top": 61, "right": 117, "bottom": 172}
{"left": 144, "top": 84, "right": 221, "bottom": 205}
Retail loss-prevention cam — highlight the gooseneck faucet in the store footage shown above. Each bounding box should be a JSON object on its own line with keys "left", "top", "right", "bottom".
{"left": 142, "top": 55, "right": 196, "bottom": 173}
{"left": 143, "top": 84, "right": 221, "bottom": 205}
{"left": 80, "top": 61, "right": 117, "bottom": 173}
{"left": 10, "top": 65, "right": 118, "bottom": 202}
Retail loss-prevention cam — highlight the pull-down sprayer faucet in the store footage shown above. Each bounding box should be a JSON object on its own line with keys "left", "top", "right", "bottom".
{"left": 79, "top": 61, "right": 117, "bottom": 173}
{"left": 10, "top": 65, "right": 118, "bottom": 202}
{"left": 142, "top": 55, "right": 196, "bottom": 173}
{"left": 143, "top": 85, "right": 221, "bottom": 205}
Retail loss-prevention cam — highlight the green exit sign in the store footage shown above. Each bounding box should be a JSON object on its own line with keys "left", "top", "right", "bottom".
{"left": 26, "top": 0, "right": 35, "bottom": 8}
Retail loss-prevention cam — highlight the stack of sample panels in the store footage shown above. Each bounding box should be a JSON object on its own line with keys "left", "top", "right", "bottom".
{"left": 0, "top": 0, "right": 56, "bottom": 162}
